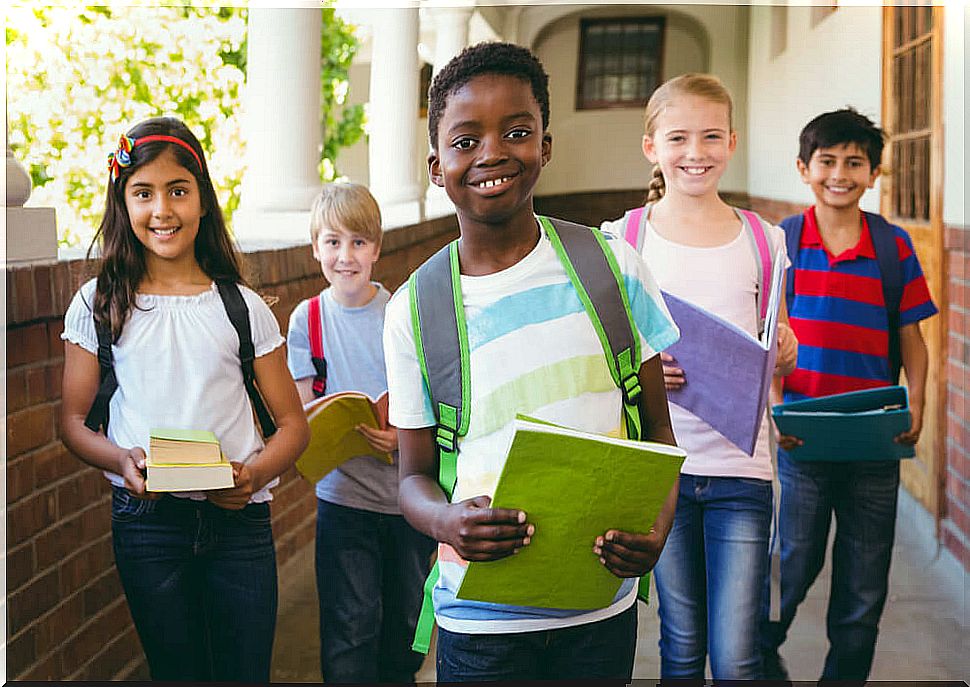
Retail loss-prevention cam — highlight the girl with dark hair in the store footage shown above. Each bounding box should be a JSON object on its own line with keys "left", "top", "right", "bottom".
{"left": 60, "top": 116, "right": 309, "bottom": 681}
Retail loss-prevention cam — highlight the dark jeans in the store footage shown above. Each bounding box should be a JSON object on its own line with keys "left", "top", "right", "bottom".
{"left": 435, "top": 602, "right": 638, "bottom": 682}
{"left": 653, "top": 474, "right": 772, "bottom": 680}
{"left": 315, "top": 499, "right": 435, "bottom": 683}
{"left": 110, "top": 486, "right": 278, "bottom": 681}
{"left": 760, "top": 452, "right": 900, "bottom": 681}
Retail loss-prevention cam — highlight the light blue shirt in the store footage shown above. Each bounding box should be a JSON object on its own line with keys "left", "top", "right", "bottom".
{"left": 287, "top": 284, "right": 400, "bottom": 513}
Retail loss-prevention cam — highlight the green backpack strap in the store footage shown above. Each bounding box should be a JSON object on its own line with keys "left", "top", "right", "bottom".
{"left": 541, "top": 216, "right": 653, "bottom": 603}
{"left": 407, "top": 240, "right": 469, "bottom": 653}
{"left": 408, "top": 220, "right": 652, "bottom": 653}
{"left": 541, "top": 216, "right": 642, "bottom": 441}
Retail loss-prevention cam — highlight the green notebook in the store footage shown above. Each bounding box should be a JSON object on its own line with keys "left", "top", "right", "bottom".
{"left": 456, "top": 415, "right": 686, "bottom": 610}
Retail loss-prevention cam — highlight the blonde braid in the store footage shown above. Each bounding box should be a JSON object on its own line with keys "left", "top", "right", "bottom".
{"left": 646, "top": 164, "right": 666, "bottom": 203}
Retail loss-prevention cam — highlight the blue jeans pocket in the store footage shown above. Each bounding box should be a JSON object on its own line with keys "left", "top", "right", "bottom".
{"left": 226, "top": 502, "right": 272, "bottom": 526}
{"left": 111, "top": 486, "right": 158, "bottom": 522}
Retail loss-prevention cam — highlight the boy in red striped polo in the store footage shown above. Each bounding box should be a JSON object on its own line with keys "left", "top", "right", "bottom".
{"left": 759, "top": 109, "right": 937, "bottom": 681}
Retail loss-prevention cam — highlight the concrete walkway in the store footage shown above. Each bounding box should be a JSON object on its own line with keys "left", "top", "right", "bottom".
{"left": 271, "top": 489, "right": 969, "bottom": 682}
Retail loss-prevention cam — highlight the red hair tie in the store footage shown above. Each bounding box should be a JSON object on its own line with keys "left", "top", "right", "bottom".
{"left": 107, "top": 133, "right": 204, "bottom": 182}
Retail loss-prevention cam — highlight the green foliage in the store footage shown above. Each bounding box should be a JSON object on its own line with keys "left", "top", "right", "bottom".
{"left": 7, "top": 3, "right": 365, "bottom": 247}
{"left": 320, "top": 6, "right": 365, "bottom": 180}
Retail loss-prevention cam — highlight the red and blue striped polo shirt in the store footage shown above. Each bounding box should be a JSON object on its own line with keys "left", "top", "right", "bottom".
{"left": 783, "top": 206, "right": 937, "bottom": 402}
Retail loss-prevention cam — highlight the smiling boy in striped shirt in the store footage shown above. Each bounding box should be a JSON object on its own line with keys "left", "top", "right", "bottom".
{"left": 760, "top": 108, "right": 938, "bottom": 682}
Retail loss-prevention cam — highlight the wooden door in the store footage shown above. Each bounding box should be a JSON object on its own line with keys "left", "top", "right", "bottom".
{"left": 881, "top": 6, "right": 946, "bottom": 518}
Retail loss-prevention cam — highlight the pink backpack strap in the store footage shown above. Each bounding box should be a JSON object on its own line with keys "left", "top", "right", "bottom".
{"left": 624, "top": 206, "right": 645, "bottom": 250}
{"left": 738, "top": 208, "right": 773, "bottom": 328}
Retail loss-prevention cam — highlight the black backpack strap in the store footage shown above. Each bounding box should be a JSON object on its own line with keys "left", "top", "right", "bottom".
{"left": 216, "top": 281, "right": 278, "bottom": 438}
{"left": 778, "top": 213, "right": 805, "bottom": 316}
{"left": 865, "top": 212, "right": 904, "bottom": 384}
{"left": 83, "top": 319, "right": 117, "bottom": 432}
{"left": 542, "top": 216, "right": 642, "bottom": 440}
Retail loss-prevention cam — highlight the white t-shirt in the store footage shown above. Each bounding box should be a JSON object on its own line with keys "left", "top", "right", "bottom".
{"left": 602, "top": 210, "right": 789, "bottom": 481}
{"left": 383, "top": 221, "right": 680, "bottom": 634}
{"left": 62, "top": 279, "right": 285, "bottom": 502}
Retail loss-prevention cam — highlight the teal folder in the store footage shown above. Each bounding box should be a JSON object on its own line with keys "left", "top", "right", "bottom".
{"left": 772, "top": 386, "right": 914, "bottom": 461}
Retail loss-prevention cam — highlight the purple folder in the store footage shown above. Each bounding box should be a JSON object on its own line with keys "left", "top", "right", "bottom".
{"left": 662, "top": 249, "right": 785, "bottom": 455}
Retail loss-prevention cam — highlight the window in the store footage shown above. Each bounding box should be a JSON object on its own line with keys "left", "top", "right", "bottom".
{"left": 576, "top": 17, "right": 665, "bottom": 110}
{"left": 888, "top": 5, "right": 935, "bottom": 221}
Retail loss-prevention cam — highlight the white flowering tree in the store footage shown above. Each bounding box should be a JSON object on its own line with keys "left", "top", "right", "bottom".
{"left": 6, "top": 3, "right": 363, "bottom": 247}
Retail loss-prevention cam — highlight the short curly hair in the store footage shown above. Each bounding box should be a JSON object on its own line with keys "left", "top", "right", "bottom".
{"left": 427, "top": 41, "right": 550, "bottom": 149}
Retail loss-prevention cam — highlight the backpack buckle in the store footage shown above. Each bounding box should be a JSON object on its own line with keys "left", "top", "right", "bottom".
{"left": 621, "top": 373, "right": 641, "bottom": 405}
{"left": 436, "top": 425, "right": 457, "bottom": 453}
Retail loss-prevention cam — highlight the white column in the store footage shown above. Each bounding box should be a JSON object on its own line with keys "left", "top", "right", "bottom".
{"left": 424, "top": 5, "right": 474, "bottom": 218}
{"left": 367, "top": 7, "right": 422, "bottom": 227}
{"left": 6, "top": 140, "right": 57, "bottom": 265}
{"left": 234, "top": 6, "right": 322, "bottom": 246}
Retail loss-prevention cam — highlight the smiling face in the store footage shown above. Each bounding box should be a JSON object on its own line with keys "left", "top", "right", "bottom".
{"left": 124, "top": 148, "right": 205, "bottom": 267}
{"left": 313, "top": 225, "right": 380, "bottom": 305}
{"left": 428, "top": 73, "right": 552, "bottom": 228}
{"left": 642, "top": 94, "right": 736, "bottom": 200}
{"left": 798, "top": 142, "right": 879, "bottom": 211}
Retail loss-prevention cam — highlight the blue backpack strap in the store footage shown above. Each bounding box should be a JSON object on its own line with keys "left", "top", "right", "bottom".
{"left": 778, "top": 213, "right": 805, "bottom": 316}
{"left": 864, "top": 212, "right": 904, "bottom": 384}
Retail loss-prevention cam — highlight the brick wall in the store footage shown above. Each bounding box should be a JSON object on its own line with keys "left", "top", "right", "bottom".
{"left": 4, "top": 214, "right": 458, "bottom": 680}
{"left": 942, "top": 224, "right": 970, "bottom": 570}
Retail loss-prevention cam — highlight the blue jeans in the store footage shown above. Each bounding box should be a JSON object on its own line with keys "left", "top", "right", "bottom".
{"left": 435, "top": 602, "right": 638, "bottom": 682}
{"left": 760, "top": 452, "right": 899, "bottom": 680}
{"left": 110, "top": 486, "right": 278, "bottom": 681}
{"left": 315, "top": 499, "right": 435, "bottom": 683}
{"left": 653, "top": 474, "right": 772, "bottom": 680}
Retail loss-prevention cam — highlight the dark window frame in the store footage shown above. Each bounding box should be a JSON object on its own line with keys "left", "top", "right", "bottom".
{"left": 575, "top": 16, "right": 667, "bottom": 111}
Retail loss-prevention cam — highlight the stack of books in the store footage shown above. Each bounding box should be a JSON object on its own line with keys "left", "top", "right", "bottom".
{"left": 146, "top": 429, "right": 235, "bottom": 492}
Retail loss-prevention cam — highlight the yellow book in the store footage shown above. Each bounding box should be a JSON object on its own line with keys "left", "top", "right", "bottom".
{"left": 145, "top": 460, "right": 235, "bottom": 492}
{"left": 146, "top": 428, "right": 235, "bottom": 492}
{"left": 297, "top": 391, "right": 392, "bottom": 484}
{"left": 149, "top": 428, "right": 222, "bottom": 464}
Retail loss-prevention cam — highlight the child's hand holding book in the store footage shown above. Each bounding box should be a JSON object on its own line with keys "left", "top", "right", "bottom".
{"left": 439, "top": 495, "right": 534, "bottom": 562}
{"left": 356, "top": 424, "right": 399, "bottom": 456}
{"left": 593, "top": 528, "right": 664, "bottom": 578}
{"left": 119, "top": 446, "right": 160, "bottom": 500}
{"left": 206, "top": 462, "right": 258, "bottom": 510}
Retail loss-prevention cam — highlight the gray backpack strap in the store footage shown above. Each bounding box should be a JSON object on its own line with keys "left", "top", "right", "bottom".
{"left": 542, "top": 216, "right": 643, "bottom": 440}
{"left": 408, "top": 240, "right": 467, "bottom": 656}
{"left": 408, "top": 240, "right": 466, "bottom": 496}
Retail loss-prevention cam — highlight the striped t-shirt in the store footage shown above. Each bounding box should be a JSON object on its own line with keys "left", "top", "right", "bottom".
{"left": 783, "top": 207, "right": 937, "bottom": 402}
{"left": 383, "top": 220, "right": 680, "bottom": 634}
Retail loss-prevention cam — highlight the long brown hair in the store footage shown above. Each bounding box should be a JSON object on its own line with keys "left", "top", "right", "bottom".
{"left": 643, "top": 73, "right": 734, "bottom": 203}
{"left": 87, "top": 117, "right": 245, "bottom": 339}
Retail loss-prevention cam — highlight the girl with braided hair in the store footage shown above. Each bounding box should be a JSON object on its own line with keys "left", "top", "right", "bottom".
{"left": 602, "top": 74, "right": 798, "bottom": 680}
